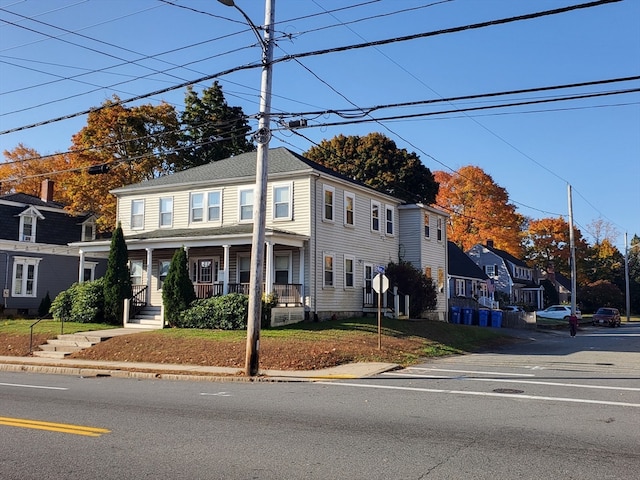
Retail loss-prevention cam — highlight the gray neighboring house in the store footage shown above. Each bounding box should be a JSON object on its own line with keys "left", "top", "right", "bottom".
{"left": 466, "top": 240, "right": 543, "bottom": 309}
{"left": 447, "top": 241, "right": 488, "bottom": 301}
{"left": 0, "top": 180, "right": 107, "bottom": 317}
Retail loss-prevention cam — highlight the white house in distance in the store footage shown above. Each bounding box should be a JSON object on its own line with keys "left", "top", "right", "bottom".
{"left": 73, "top": 148, "right": 449, "bottom": 327}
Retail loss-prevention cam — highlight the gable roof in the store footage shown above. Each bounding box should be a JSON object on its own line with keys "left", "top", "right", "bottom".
{"left": 448, "top": 242, "right": 488, "bottom": 280}
{"left": 111, "top": 147, "right": 392, "bottom": 199}
{"left": 0, "top": 192, "right": 65, "bottom": 209}
{"left": 483, "top": 243, "right": 530, "bottom": 268}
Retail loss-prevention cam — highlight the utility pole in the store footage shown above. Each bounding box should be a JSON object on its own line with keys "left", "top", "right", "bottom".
{"left": 217, "top": 0, "right": 275, "bottom": 376}
{"left": 567, "top": 184, "right": 577, "bottom": 316}
{"left": 625, "top": 232, "right": 631, "bottom": 323}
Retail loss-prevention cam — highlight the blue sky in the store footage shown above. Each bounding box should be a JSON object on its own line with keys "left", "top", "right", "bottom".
{"left": 1, "top": 0, "right": 638, "bottom": 251}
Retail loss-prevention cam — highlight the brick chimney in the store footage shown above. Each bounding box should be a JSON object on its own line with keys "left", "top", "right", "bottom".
{"left": 40, "top": 179, "right": 54, "bottom": 202}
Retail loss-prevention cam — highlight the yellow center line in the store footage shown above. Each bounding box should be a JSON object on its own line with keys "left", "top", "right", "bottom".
{"left": 0, "top": 416, "right": 110, "bottom": 437}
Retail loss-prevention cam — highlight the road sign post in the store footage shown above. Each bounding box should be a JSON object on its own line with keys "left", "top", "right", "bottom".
{"left": 372, "top": 273, "right": 389, "bottom": 349}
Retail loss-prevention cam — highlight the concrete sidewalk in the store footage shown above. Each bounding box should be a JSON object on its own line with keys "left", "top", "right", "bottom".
{"left": 0, "top": 355, "right": 399, "bottom": 382}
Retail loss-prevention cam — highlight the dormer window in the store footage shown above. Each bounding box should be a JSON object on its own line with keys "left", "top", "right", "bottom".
{"left": 82, "top": 219, "right": 96, "bottom": 241}
{"left": 18, "top": 207, "right": 43, "bottom": 243}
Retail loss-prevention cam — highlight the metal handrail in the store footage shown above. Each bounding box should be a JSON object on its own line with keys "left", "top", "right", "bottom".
{"left": 28, "top": 315, "right": 55, "bottom": 355}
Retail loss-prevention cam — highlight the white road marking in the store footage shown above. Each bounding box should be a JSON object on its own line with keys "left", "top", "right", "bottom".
{"left": 0, "top": 382, "right": 67, "bottom": 391}
{"left": 200, "top": 392, "right": 232, "bottom": 397}
{"left": 405, "top": 367, "right": 535, "bottom": 377}
{"left": 317, "top": 382, "right": 640, "bottom": 408}
{"left": 384, "top": 372, "right": 640, "bottom": 391}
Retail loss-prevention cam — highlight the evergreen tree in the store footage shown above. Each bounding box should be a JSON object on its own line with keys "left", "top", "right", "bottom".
{"left": 103, "top": 223, "right": 132, "bottom": 325}
{"left": 162, "top": 247, "right": 196, "bottom": 327}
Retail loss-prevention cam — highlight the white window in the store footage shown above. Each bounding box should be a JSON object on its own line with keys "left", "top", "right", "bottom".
{"left": 371, "top": 201, "right": 381, "bottom": 232}
{"left": 344, "top": 192, "right": 355, "bottom": 226}
{"left": 239, "top": 188, "right": 254, "bottom": 221}
{"left": 437, "top": 217, "right": 443, "bottom": 241}
{"left": 12, "top": 257, "right": 41, "bottom": 297}
{"left": 274, "top": 252, "right": 291, "bottom": 284}
{"left": 344, "top": 255, "right": 355, "bottom": 288}
{"left": 159, "top": 197, "right": 173, "bottom": 227}
{"left": 238, "top": 254, "right": 251, "bottom": 283}
{"left": 485, "top": 265, "right": 499, "bottom": 277}
{"left": 191, "top": 259, "right": 215, "bottom": 284}
{"left": 273, "top": 183, "right": 292, "bottom": 220}
{"left": 424, "top": 213, "right": 430, "bottom": 238}
{"left": 208, "top": 191, "right": 221, "bottom": 222}
{"left": 323, "top": 185, "right": 334, "bottom": 222}
{"left": 323, "top": 253, "right": 334, "bottom": 287}
{"left": 190, "top": 193, "right": 204, "bottom": 223}
{"left": 131, "top": 200, "right": 144, "bottom": 230}
{"left": 158, "top": 260, "right": 171, "bottom": 290}
{"left": 130, "top": 260, "right": 144, "bottom": 286}
{"left": 455, "top": 279, "right": 465, "bottom": 297}
{"left": 385, "top": 205, "right": 394, "bottom": 235}
{"left": 19, "top": 213, "right": 36, "bottom": 242}
{"left": 82, "top": 221, "right": 96, "bottom": 241}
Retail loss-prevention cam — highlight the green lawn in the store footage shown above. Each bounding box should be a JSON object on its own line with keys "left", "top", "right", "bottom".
{"left": 0, "top": 319, "right": 119, "bottom": 336}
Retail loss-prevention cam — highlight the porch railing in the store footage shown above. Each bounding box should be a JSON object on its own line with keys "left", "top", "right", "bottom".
{"left": 272, "top": 283, "right": 303, "bottom": 306}
{"left": 131, "top": 285, "right": 148, "bottom": 317}
{"left": 194, "top": 283, "right": 224, "bottom": 298}
{"left": 192, "top": 282, "right": 303, "bottom": 306}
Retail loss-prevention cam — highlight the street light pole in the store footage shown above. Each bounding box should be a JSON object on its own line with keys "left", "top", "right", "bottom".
{"left": 217, "top": 0, "right": 275, "bottom": 376}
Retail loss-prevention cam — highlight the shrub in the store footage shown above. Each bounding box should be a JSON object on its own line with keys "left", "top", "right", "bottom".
{"left": 177, "top": 293, "right": 248, "bottom": 329}
{"left": 386, "top": 261, "right": 437, "bottom": 318}
{"left": 162, "top": 247, "right": 196, "bottom": 327}
{"left": 50, "top": 279, "right": 105, "bottom": 323}
{"left": 103, "top": 224, "right": 132, "bottom": 325}
{"left": 261, "top": 292, "right": 278, "bottom": 328}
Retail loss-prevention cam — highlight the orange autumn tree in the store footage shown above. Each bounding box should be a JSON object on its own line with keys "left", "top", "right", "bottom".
{"left": 0, "top": 144, "right": 72, "bottom": 198}
{"left": 524, "top": 216, "right": 591, "bottom": 284}
{"left": 434, "top": 166, "right": 525, "bottom": 257}
{"left": 64, "top": 97, "right": 180, "bottom": 231}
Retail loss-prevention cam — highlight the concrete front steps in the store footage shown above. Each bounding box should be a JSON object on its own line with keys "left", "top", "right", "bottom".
{"left": 125, "top": 306, "right": 163, "bottom": 330}
{"left": 33, "top": 332, "right": 106, "bottom": 359}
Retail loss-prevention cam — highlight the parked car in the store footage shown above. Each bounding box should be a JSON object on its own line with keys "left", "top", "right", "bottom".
{"left": 503, "top": 306, "right": 524, "bottom": 312}
{"left": 535, "top": 305, "right": 582, "bottom": 320}
{"left": 592, "top": 307, "right": 621, "bottom": 327}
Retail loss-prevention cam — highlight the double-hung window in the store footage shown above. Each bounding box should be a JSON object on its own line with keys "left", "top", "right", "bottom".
{"left": 190, "top": 193, "right": 204, "bottom": 223}
{"left": 131, "top": 200, "right": 144, "bottom": 230}
{"left": 208, "top": 191, "right": 221, "bottom": 222}
{"left": 160, "top": 197, "right": 173, "bottom": 227}
{"left": 130, "top": 260, "right": 143, "bottom": 286}
{"left": 385, "top": 205, "right": 394, "bottom": 235}
{"left": 424, "top": 213, "right": 430, "bottom": 238}
{"left": 273, "top": 183, "right": 292, "bottom": 220}
{"left": 239, "top": 188, "right": 254, "bottom": 221}
{"left": 323, "top": 253, "right": 334, "bottom": 287}
{"left": 238, "top": 255, "right": 251, "bottom": 283}
{"left": 323, "top": 185, "right": 334, "bottom": 222}
{"left": 371, "top": 201, "right": 381, "bottom": 232}
{"left": 344, "top": 192, "right": 355, "bottom": 227}
{"left": 437, "top": 217, "right": 443, "bottom": 241}
{"left": 20, "top": 214, "right": 36, "bottom": 242}
{"left": 455, "top": 279, "right": 465, "bottom": 297}
{"left": 344, "top": 255, "right": 355, "bottom": 288}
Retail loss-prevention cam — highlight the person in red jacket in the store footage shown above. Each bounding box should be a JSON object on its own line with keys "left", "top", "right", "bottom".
{"left": 569, "top": 314, "right": 579, "bottom": 337}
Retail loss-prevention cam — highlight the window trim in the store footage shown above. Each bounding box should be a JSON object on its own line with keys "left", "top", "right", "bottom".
{"left": 344, "top": 254, "right": 355, "bottom": 288}
{"left": 131, "top": 199, "right": 145, "bottom": 230}
{"left": 437, "top": 217, "right": 443, "bottom": 242}
{"left": 12, "top": 256, "right": 41, "bottom": 297}
{"left": 190, "top": 192, "right": 204, "bottom": 224}
{"left": 385, "top": 204, "right": 394, "bottom": 236}
{"left": 207, "top": 190, "right": 222, "bottom": 223}
{"left": 274, "top": 251, "right": 292, "bottom": 284}
{"left": 323, "top": 252, "right": 335, "bottom": 288}
{"left": 343, "top": 191, "right": 355, "bottom": 227}
{"left": 272, "top": 182, "right": 292, "bottom": 221}
{"left": 130, "top": 260, "right": 144, "bottom": 286}
{"left": 237, "top": 253, "right": 251, "bottom": 284}
{"left": 371, "top": 200, "right": 381, "bottom": 233}
{"left": 424, "top": 213, "right": 430, "bottom": 239}
{"left": 159, "top": 196, "right": 173, "bottom": 228}
{"left": 239, "top": 187, "right": 254, "bottom": 223}
{"left": 18, "top": 208, "right": 41, "bottom": 242}
{"left": 455, "top": 278, "right": 465, "bottom": 297}
{"left": 322, "top": 185, "right": 335, "bottom": 223}
{"left": 158, "top": 260, "right": 171, "bottom": 290}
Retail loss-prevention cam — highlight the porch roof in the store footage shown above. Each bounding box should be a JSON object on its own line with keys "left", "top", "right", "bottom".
{"left": 72, "top": 224, "right": 308, "bottom": 252}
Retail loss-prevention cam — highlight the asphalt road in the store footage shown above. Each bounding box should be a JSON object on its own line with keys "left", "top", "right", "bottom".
{"left": 1, "top": 324, "right": 639, "bottom": 479}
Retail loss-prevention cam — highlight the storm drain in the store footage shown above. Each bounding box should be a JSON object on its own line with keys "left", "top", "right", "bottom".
{"left": 493, "top": 388, "right": 524, "bottom": 394}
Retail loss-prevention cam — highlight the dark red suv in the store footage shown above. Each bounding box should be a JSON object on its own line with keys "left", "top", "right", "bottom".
{"left": 592, "top": 307, "right": 621, "bottom": 327}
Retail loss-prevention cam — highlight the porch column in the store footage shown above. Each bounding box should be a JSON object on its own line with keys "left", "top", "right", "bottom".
{"left": 265, "top": 240, "right": 273, "bottom": 295}
{"left": 78, "top": 249, "right": 85, "bottom": 282}
{"left": 223, "top": 244, "right": 230, "bottom": 294}
{"left": 298, "top": 246, "right": 305, "bottom": 303}
{"left": 146, "top": 248, "right": 153, "bottom": 289}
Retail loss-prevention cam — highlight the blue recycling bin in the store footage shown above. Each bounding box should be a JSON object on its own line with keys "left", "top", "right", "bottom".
{"left": 462, "top": 308, "right": 473, "bottom": 325}
{"left": 490, "top": 309, "right": 503, "bottom": 328}
{"left": 450, "top": 306, "right": 461, "bottom": 324}
{"left": 478, "top": 309, "right": 490, "bottom": 327}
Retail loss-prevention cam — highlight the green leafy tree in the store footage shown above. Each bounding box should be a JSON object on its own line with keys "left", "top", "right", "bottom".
{"left": 578, "top": 280, "right": 624, "bottom": 313}
{"left": 162, "top": 247, "right": 196, "bottom": 327}
{"left": 178, "top": 81, "right": 254, "bottom": 170}
{"left": 628, "top": 234, "right": 640, "bottom": 314}
{"left": 103, "top": 223, "right": 132, "bottom": 325}
{"left": 385, "top": 261, "right": 437, "bottom": 318}
{"left": 305, "top": 133, "right": 438, "bottom": 204}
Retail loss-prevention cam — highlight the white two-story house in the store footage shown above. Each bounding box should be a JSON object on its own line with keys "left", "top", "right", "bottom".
{"left": 74, "top": 148, "right": 451, "bottom": 327}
